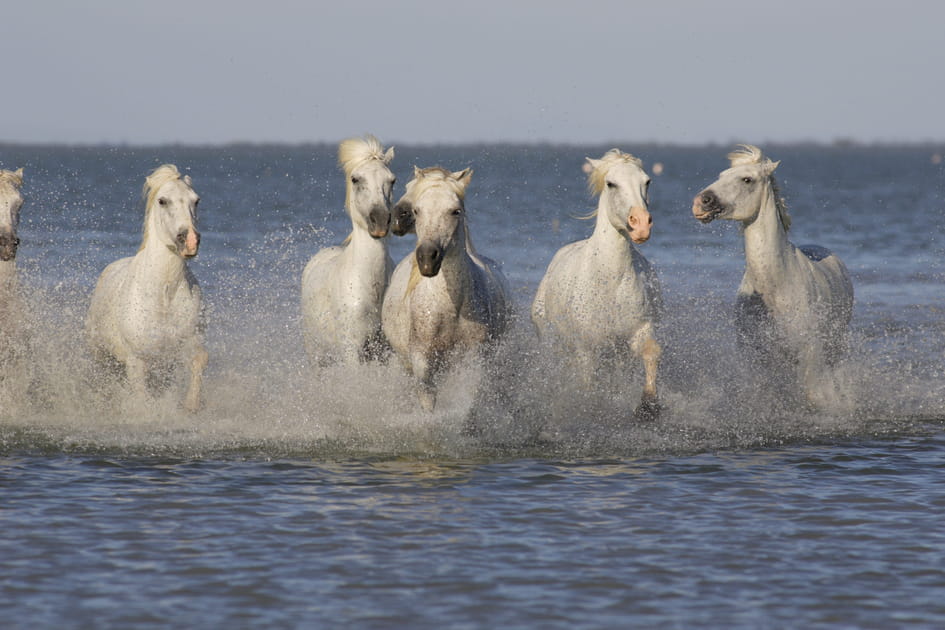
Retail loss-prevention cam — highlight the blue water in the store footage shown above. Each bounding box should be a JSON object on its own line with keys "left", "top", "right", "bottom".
{"left": 1, "top": 143, "right": 945, "bottom": 627}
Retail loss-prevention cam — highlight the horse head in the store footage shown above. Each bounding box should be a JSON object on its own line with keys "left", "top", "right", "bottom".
{"left": 143, "top": 165, "right": 201, "bottom": 258}
{"left": 0, "top": 168, "right": 25, "bottom": 262}
{"left": 586, "top": 150, "right": 652, "bottom": 244}
{"left": 693, "top": 145, "right": 789, "bottom": 230}
{"left": 402, "top": 166, "right": 473, "bottom": 277}
{"left": 339, "top": 135, "right": 395, "bottom": 239}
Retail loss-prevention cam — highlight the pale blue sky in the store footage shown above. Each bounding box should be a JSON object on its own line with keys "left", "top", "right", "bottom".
{"left": 4, "top": 0, "right": 943, "bottom": 145}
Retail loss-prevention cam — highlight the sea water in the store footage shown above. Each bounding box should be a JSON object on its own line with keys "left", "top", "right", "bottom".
{"left": 1, "top": 143, "right": 944, "bottom": 627}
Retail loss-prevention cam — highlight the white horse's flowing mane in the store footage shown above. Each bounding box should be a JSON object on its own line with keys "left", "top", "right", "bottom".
{"left": 408, "top": 166, "right": 470, "bottom": 201}
{"left": 728, "top": 144, "right": 791, "bottom": 231}
{"left": 587, "top": 149, "right": 643, "bottom": 196}
{"left": 0, "top": 168, "right": 24, "bottom": 189}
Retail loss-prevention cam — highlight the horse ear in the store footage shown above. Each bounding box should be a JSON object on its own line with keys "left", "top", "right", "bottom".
{"left": 585, "top": 157, "right": 600, "bottom": 171}
{"left": 183, "top": 175, "right": 193, "bottom": 186}
{"left": 413, "top": 165, "right": 422, "bottom": 177}
{"left": 453, "top": 168, "right": 473, "bottom": 188}
{"left": 14, "top": 168, "right": 23, "bottom": 178}
{"left": 384, "top": 147, "right": 395, "bottom": 164}
{"left": 764, "top": 160, "right": 780, "bottom": 176}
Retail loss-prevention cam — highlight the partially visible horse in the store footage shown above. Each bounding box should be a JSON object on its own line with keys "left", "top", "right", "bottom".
{"left": 382, "top": 167, "right": 511, "bottom": 411}
{"left": 531, "top": 149, "right": 663, "bottom": 420}
{"left": 692, "top": 145, "right": 854, "bottom": 405}
{"left": 86, "top": 164, "right": 208, "bottom": 412}
{"left": 0, "top": 168, "right": 27, "bottom": 375}
{"left": 301, "top": 135, "right": 395, "bottom": 365}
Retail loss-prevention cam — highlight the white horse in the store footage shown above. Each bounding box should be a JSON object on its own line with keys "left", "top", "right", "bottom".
{"left": 0, "top": 168, "right": 27, "bottom": 370}
{"left": 382, "top": 167, "right": 512, "bottom": 411}
{"left": 301, "top": 135, "right": 395, "bottom": 365}
{"left": 692, "top": 145, "right": 854, "bottom": 404}
{"left": 531, "top": 149, "right": 663, "bottom": 420}
{"left": 86, "top": 164, "right": 207, "bottom": 412}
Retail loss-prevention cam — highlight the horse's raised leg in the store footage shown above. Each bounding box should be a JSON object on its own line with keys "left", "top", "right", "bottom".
{"left": 632, "top": 330, "right": 662, "bottom": 422}
{"left": 184, "top": 343, "right": 209, "bottom": 413}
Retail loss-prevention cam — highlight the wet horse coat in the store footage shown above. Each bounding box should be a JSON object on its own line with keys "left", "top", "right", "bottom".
{"left": 382, "top": 167, "right": 511, "bottom": 411}
{"left": 693, "top": 145, "right": 853, "bottom": 404}
{"left": 86, "top": 165, "right": 207, "bottom": 411}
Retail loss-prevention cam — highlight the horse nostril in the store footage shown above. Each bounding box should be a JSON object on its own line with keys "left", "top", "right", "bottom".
{"left": 702, "top": 194, "right": 713, "bottom": 204}
{"left": 648, "top": 216, "right": 653, "bottom": 225}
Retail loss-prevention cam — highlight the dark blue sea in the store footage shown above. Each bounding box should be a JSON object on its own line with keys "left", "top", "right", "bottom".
{"left": 2, "top": 143, "right": 944, "bottom": 628}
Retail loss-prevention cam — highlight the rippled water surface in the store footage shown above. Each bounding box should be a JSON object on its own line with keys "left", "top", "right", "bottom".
{"left": 1, "top": 143, "right": 944, "bottom": 627}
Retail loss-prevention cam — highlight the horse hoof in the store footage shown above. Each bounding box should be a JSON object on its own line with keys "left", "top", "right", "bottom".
{"left": 633, "top": 397, "right": 662, "bottom": 422}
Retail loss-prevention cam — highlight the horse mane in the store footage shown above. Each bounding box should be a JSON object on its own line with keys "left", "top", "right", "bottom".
{"left": 728, "top": 145, "right": 791, "bottom": 231}
{"left": 407, "top": 166, "right": 470, "bottom": 201}
{"left": 0, "top": 169, "right": 24, "bottom": 188}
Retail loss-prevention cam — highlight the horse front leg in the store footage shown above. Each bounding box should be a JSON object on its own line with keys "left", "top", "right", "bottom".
{"left": 125, "top": 355, "right": 150, "bottom": 404}
{"left": 183, "top": 342, "right": 209, "bottom": 413}
{"left": 409, "top": 347, "right": 438, "bottom": 412}
{"left": 632, "top": 328, "right": 662, "bottom": 422}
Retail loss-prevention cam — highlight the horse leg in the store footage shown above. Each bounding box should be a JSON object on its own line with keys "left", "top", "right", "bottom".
{"left": 125, "top": 355, "right": 150, "bottom": 404}
{"left": 407, "top": 348, "right": 435, "bottom": 411}
{"left": 632, "top": 328, "right": 662, "bottom": 422}
{"left": 183, "top": 343, "right": 209, "bottom": 413}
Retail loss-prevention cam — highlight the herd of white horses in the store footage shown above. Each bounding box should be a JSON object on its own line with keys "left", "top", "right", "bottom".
{"left": 0, "top": 137, "right": 854, "bottom": 419}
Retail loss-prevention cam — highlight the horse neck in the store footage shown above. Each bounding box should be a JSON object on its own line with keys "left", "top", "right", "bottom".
{"left": 742, "top": 180, "right": 794, "bottom": 290}
{"left": 345, "top": 219, "right": 387, "bottom": 258}
{"left": 134, "top": 235, "right": 189, "bottom": 285}
{"left": 436, "top": 223, "right": 476, "bottom": 294}
{"left": 590, "top": 200, "right": 640, "bottom": 267}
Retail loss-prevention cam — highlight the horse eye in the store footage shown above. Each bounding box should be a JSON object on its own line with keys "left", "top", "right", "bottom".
{"left": 606, "top": 181, "right": 617, "bottom": 189}
{"left": 158, "top": 197, "right": 168, "bottom": 206}
{"left": 742, "top": 177, "right": 754, "bottom": 184}
{"left": 194, "top": 198, "right": 200, "bottom": 208}
{"left": 351, "top": 176, "right": 361, "bottom": 185}
{"left": 451, "top": 208, "right": 462, "bottom": 216}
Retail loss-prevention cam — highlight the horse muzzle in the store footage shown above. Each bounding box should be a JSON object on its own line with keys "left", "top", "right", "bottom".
{"left": 693, "top": 190, "right": 725, "bottom": 223}
{"left": 0, "top": 232, "right": 19, "bottom": 261}
{"left": 416, "top": 242, "right": 443, "bottom": 277}
{"left": 176, "top": 228, "right": 201, "bottom": 258}
{"left": 367, "top": 206, "right": 391, "bottom": 239}
{"left": 390, "top": 201, "right": 415, "bottom": 236}
{"left": 628, "top": 205, "right": 652, "bottom": 244}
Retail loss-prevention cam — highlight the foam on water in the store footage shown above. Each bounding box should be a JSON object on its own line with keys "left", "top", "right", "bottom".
{"left": 2, "top": 274, "right": 942, "bottom": 461}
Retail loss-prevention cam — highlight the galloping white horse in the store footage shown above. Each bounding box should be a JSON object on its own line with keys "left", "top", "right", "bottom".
{"left": 531, "top": 149, "right": 663, "bottom": 420}
{"left": 382, "top": 167, "right": 511, "bottom": 411}
{"left": 86, "top": 164, "right": 207, "bottom": 412}
{"left": 301, "top": 135, "right": 395, "bottom": 365}
{"left": 692, "top": 145, "right": 854, "bottom": 404}
{"left": 0, "top": 168, "right": 26, "bottom": 369}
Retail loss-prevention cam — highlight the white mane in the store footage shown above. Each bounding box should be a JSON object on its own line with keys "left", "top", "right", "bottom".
{"left": 408, "top": 166, "right": 471, "bottom": 201}
{"left": 728, "top": 144, "right": 791, "bottom": 232}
